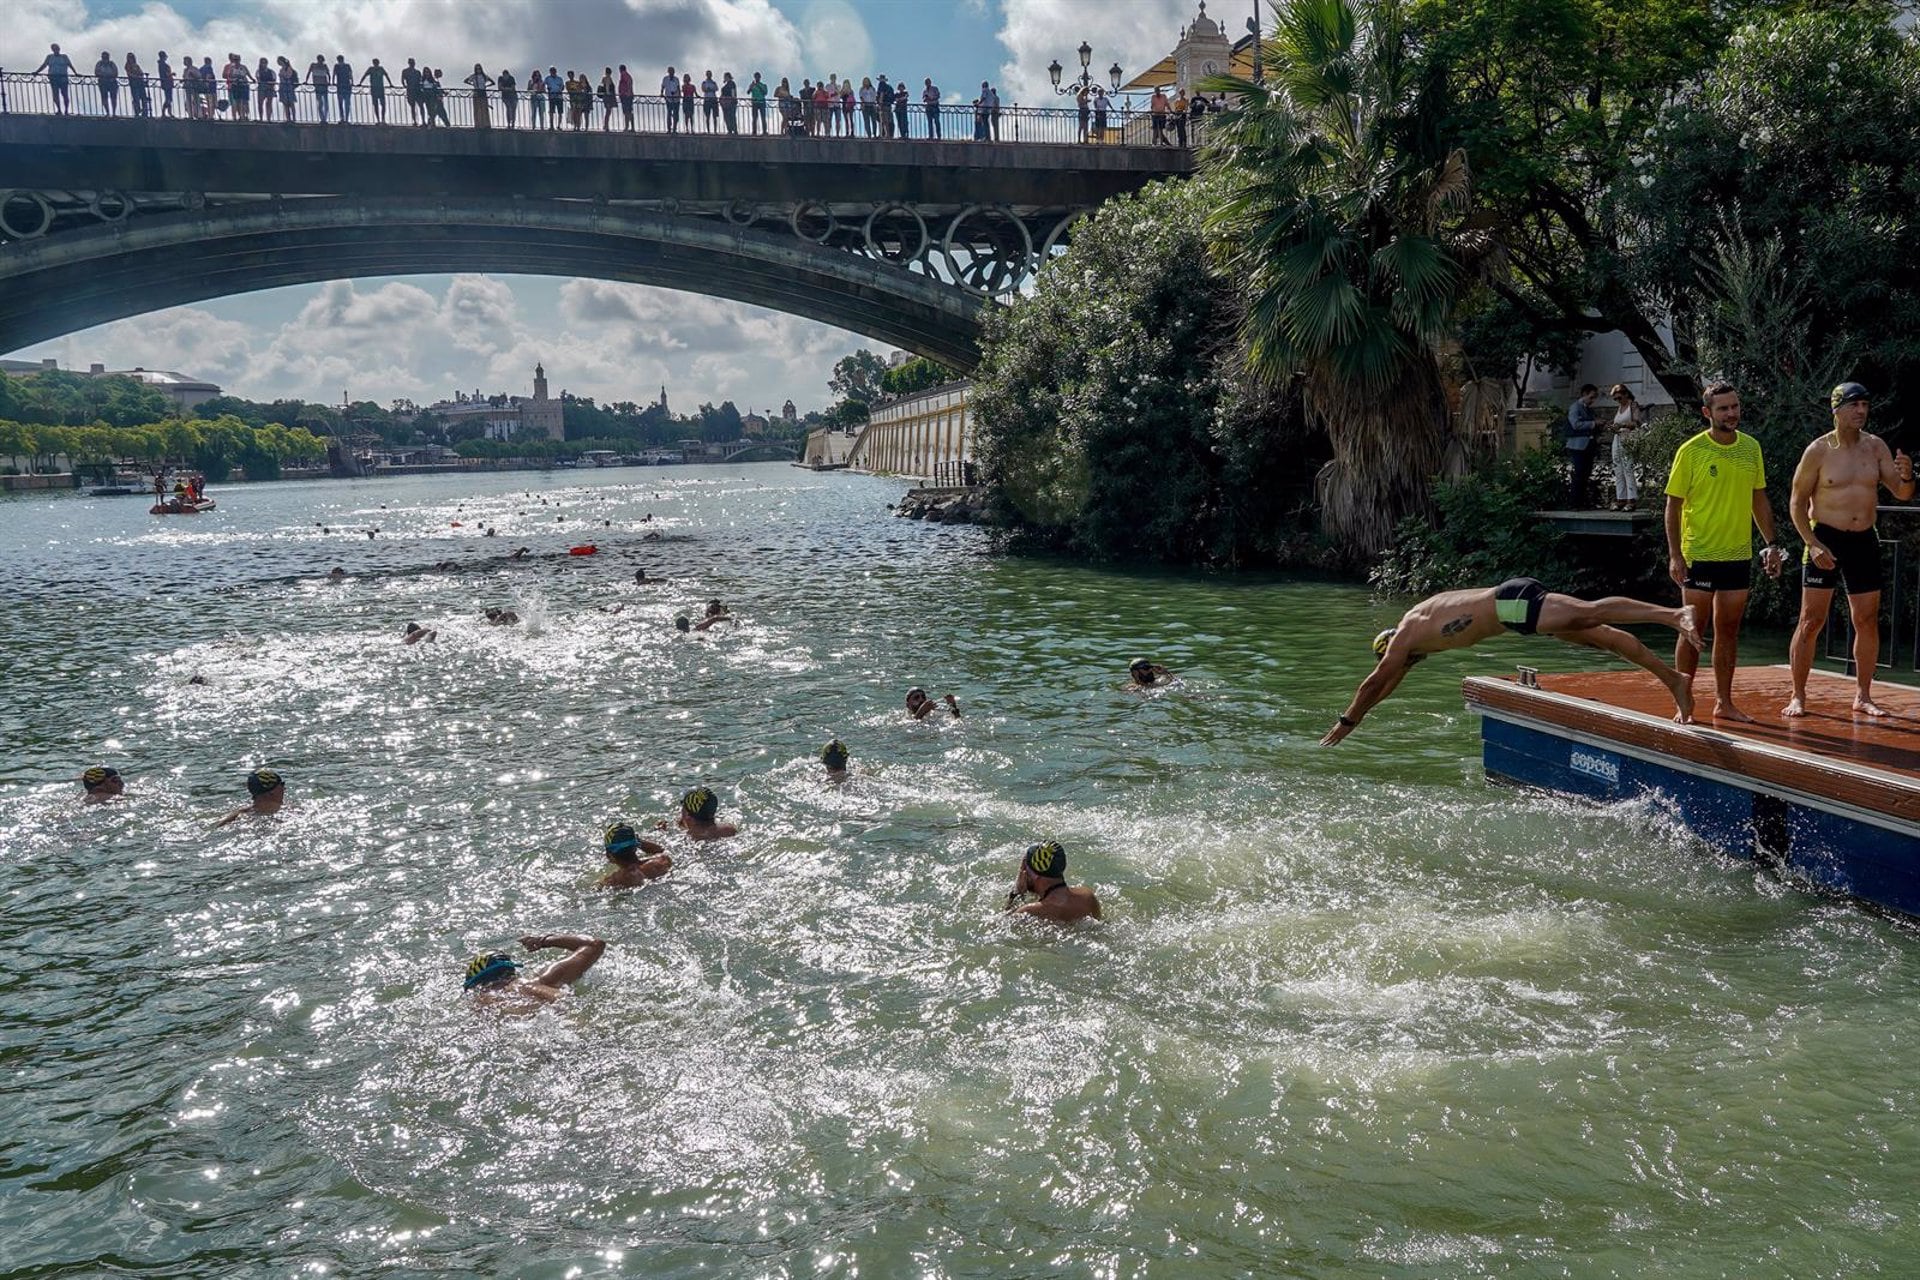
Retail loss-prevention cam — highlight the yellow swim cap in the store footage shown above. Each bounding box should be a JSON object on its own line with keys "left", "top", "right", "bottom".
{"left": 681, "top": 787, "right": 718, "bottom": 821}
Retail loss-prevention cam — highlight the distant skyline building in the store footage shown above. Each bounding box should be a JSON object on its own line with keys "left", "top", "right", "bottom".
{"left": 0, "top": 356, "right": 222, "bottom": 411}
{"left": 423, "top": 363, "right": 565, "bottom": 442}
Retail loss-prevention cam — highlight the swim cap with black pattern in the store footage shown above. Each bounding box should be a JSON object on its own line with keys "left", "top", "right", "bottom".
{"left": 246, "top": 768, "right": 282, "bottom": 796}
{"left": 821, "top": 739, "right": 849, "bottom": 768}
{"left": 681, "top": 787, "right": 718, "bottom": 821}
{"left": 604, "top": 821, "right": 641, "bottom": 859}
{"left": 1024, "top": 841, "right": 1067, "bottom": 878}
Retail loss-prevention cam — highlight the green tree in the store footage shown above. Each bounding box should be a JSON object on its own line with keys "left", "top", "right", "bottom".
{"left": 1205, "top": 0, "right": 1472, "bottom": 559}
{"left": 972, "top": 175, "right": 1316, "bottom": 566}
{"left": 828, "top": 350, "right": 888, "bottom": 406}
{"left": 880, "top": 357, "right": 955, "bottom": 398}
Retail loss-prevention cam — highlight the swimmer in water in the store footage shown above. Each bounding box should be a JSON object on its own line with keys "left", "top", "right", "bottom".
{"left": 905, "top": 687, "right": 961, "bottom": 720}
{"left": 596, "top": 821, "right": 673, "bottom": 887}
{"left": 705, "top": 600, "right": 730, "bottom": 619}
{"left": 213, "top": 768, "right": 285, "bottom": 828}
{"left": 403, "top": 622, "right": 436, "bottom": 644}
{"left": 483, "top": 607, "right": 521, "bottom": 625}
{"left": 80, "top": 766, "right": 124, "bottom": 804}
{"left": 821, "top": 739, "right": 850, "bottom": 783}
{"left": 660, "top": 786, "right": 738, "bottom": 840}
{"left": 676, "top": 613, "right": 726, "bottom": 633}
{"left": 462, "top": 932, "right": 606, "bottom": 1009}
{"left": 1005, "top": 841, "right": 1101, "bottom": 923}
{"left": 509, "top": 547, "right": 530, "bottom": 560}
{"left": 1127, "top": 658, "right": 1178, "bottom": 688}
{"left": 1320, "top": 579, "right": 1705, "bottom": 744}
{"left": 327, "top": 567, "right": 346, "bottom": 582}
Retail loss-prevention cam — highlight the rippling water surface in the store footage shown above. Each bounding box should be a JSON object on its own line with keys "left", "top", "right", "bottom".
{"left": 3, "top": 466, "right": 1917, "bottom": 1278}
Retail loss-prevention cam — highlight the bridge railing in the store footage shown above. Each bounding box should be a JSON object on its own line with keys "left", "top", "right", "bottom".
{"left": 0, "top": 71, "right": 1197, "bottom": 149}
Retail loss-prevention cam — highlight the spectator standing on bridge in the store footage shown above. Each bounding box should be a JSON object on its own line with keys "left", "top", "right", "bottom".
{"left": 157, "top": 52, "right": 175, "bottom": 117}
{"left": 1075, "top": 84, "right": 1090, "bottom": 142}
{"left": 1149, "top": 85, "right": 1169, "bottom": 145}
{"left": 874, "top": 74, "right": 892, "bottom": 137}
{"left": 362, "top": 58, "right": 391, "bottom": 123}
{"left": 34, "top": 45, "right": 76, "bottom": 115}
{"left": 94, "top": 51, "right": 120, "bottom": 116}
{"left": 307, "top": 55, "right": 330, "bottom": 122}
{"left": 859, "top": 76, "right": 877, "bottom": 136}
{"left": 276, "top": 56, "right": 297, "bottom": 121}
{"left": 198, "top": 56, "right": 216, "bottom": 119}
{"left": 545, "top": 67, "right": 564, "bottom": 130}
{"left": 467, "top": 65, "right": 495, "bottom": 129}
{"left": 702, "top": 70, "right": 719, "bottom": 130}
{"left": 1189, "top": 91, "right": 1210, "bottom": 143}
{"left": 812, "top": 80, "right": 830, "bottom": 134}
{"left": 427, "top": 69, "right": 452, "bottom": 127}
{"left": 988, "top": 83, "right": 1002, "bottom": 140}
{"left": 1171, "top": 88, "right": 1188, "bottom": 147}
{"left": 223, "top": 54, "right": 247, "bottom": 121}
{"left": 126, "top": 54, "right": 151, "bottom": 118}
{"left": 597, "top": 68, "right": 615, "bottom": 130}
{"left": 681, "top": 73, "right": 698, "bottom": 132}
{"left": 662, "top": 66, "right": 680, "bottom": 132}
{"left": 524, "top": 67, "right": 542, "bottom": 127}
{"left": 923, "top": 78, "right": 941, "bottom": 139}
{"left": 839, "top": 77, "right": 854, "bottom": 136}
{"left": 334, "top": 56, "right": 354, "bottom": 123}
{"left": 972, "top": 85, "right": 989, "bottom": 141}
{"left": 749, "top": 72, "right": 769, "bottom": 134}
{"left": 179, "top": 55, "right": 200, "bottom": 119}
{"left": 498, "top": 66, "right": 518, "bottom": 127}
{"left": 255, "top": 57, "right": 275, "bottom": 121}
{"left": 721, "top": 72, "right": 738, "bottom": 133}
{"left": 797, "top": 78, "right": 814, "bottom": 133}
{"left": 893, "top": 77, "right": 911, "bottom": 138}
{"left": 571, "top": 71, "right": 593, "bottom": 130}
{"left": 1091, "top": 85, "right": 1109, "bottom": 142}
{"left": 402, "top": 58, "right": 423, "bottom": 124}
{"left": 618, "top": 64, "right": 634, "bottom": 130}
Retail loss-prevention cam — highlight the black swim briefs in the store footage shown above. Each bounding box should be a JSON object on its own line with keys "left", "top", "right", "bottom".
{"left": 1493, "top": 577, "right": 1548, "bottom": 634}
{"left": 1803, "top": 525, "right": 1884, "bottom": 593}
{"left": 1682, "top": 559, "right": 1752, "bottom": 593}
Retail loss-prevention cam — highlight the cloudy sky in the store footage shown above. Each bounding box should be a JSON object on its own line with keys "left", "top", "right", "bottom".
{"left": 4, "top": 0, "right": 1208, "bottom": 413}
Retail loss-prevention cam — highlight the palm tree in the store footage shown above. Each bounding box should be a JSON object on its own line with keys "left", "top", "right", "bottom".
{"left": 1203, "top": 0, "right": 1471, "bottom": 559}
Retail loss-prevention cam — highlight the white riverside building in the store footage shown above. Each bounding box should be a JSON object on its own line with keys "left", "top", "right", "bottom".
{"left": 829, "top": 380, "right": 973, "bottom": 484}
{"left": 424, "top": 364, "right": 566, "bottom": 442}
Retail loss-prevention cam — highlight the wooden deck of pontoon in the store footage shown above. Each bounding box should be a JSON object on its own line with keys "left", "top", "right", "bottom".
{"left": 1463, "top": 665, "right": 1920, "bottom": 916}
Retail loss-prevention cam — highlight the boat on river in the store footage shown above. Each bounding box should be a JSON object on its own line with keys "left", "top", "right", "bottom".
{"left": 1466, "top": 665, "right": 1920, "bottom": 919}
{"left": 150, "top": 497, "right": 217, "bottom": 515}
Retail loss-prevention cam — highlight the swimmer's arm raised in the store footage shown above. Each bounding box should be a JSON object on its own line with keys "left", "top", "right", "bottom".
{"left": 211, "top": 806, "right": 247, "bottom": 829}
{"left": 521, "top": 933, "right": 606, "bottom": 987}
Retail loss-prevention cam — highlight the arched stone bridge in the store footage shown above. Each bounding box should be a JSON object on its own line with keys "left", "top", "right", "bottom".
{"left": 0, "top": 116, "right": 1193, "bottom": 367}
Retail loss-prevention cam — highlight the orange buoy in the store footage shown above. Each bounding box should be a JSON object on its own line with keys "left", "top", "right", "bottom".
{"left": 568, "top": 544, "right": 598, "bottom": 556}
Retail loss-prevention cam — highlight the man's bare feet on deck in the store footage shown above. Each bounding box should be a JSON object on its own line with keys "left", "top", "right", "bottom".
{"left": 1856, "top": 695, "right": 1889, "bottom": 718}
{"left": 1663, "top": 671, "right": 1695, "bottom": 724}
{"left": 1714, "top": 701, "right": 1756, "bottom": 724}
{"left": 1782, "top": 696, "right": 1808, "bottom": 718}
{"left": 1675, "top": 605, "right": 1704, "bottom": 653}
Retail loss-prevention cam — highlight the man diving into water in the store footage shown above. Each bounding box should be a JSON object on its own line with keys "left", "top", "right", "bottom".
{"left": 1320, "top": 578, "right": 1704, "bottom": 745}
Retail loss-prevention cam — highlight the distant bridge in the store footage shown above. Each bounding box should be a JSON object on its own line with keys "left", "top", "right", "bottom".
{"left": 0, "top": 100, "right": 1193, "bottom": 367}
{"left": 722, "top": 441, "right": 797, "bottom": 463}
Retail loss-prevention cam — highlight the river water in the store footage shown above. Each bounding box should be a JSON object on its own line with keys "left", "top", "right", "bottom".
{"left": 2, "top": 464, "right": 1915, "bottom": 1278}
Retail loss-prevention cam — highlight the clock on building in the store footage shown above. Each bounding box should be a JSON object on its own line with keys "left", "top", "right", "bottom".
{"left": 1200, "top": 59, "right": 1219, "bottom": 77}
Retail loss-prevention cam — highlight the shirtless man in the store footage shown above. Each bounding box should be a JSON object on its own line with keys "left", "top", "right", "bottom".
{"left": 663, "top": 786, "right": 738, "bottom": 840}
{"left": 1784, "top": 382, "right": 1916, "bottom": 718}
{"left": 214, "top": 768, "right": 285, "bottom": 827}
{"left": 462, "top": 932, "right": 605, "bottom": 1009}
{"left": 596, "top": 821, "right": 672, "bottom": 887}
{"left": 905, "top": 687, "right": 961, "bottom": 720}
{"left": 80, "top": 766, "right": 124, "bottom": 804}
{"left": 1320, "top": 579, "right": 1704, "bottom": 744}
{"left": 1004, "top": 842, "right": 1101, "bottom": 923}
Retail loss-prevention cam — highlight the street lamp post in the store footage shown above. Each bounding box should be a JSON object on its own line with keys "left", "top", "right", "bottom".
{"left": 1248, "top": 0, "right": 1263, "bottom": 84}
{"left": 1046, "top": 41, "right": 1123, "bottom": 98}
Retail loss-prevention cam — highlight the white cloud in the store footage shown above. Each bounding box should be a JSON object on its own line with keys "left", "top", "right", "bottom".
{"left": 992, "top": 0, "right": 1191, "bottom": 105}
{"left": 4, "top": 0, "right": 828, "bottom": 83}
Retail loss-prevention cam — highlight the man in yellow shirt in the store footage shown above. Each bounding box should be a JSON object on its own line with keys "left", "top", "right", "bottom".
{"left": 1664, "top": 382, "right": 1783, "bottom": 722}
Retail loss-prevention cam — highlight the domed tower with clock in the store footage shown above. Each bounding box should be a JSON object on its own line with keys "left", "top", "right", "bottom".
{"left": 1173, "top": 1, "right": 1233, "bottom": 94}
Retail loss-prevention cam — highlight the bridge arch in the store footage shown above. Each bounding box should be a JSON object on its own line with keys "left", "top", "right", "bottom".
{"left": 0, "top": 197, "right": 992, "bottom": 367}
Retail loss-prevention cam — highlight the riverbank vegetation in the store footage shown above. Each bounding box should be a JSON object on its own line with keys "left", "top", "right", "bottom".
{"left": 974, "top": 0, "right": 1920, "bottom": 587}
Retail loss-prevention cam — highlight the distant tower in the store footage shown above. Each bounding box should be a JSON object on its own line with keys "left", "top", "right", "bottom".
{"left": 781, "top": 398, "right": 798, "bottom": 422}
{"left": 658, "top": 384, "right": 669, "bottom": 415}
{"left": 522, "top": 361, "right": 565, "bottom": 442}
{"left": 1174, "top": 0, "right": 1233, "bottom": 92}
